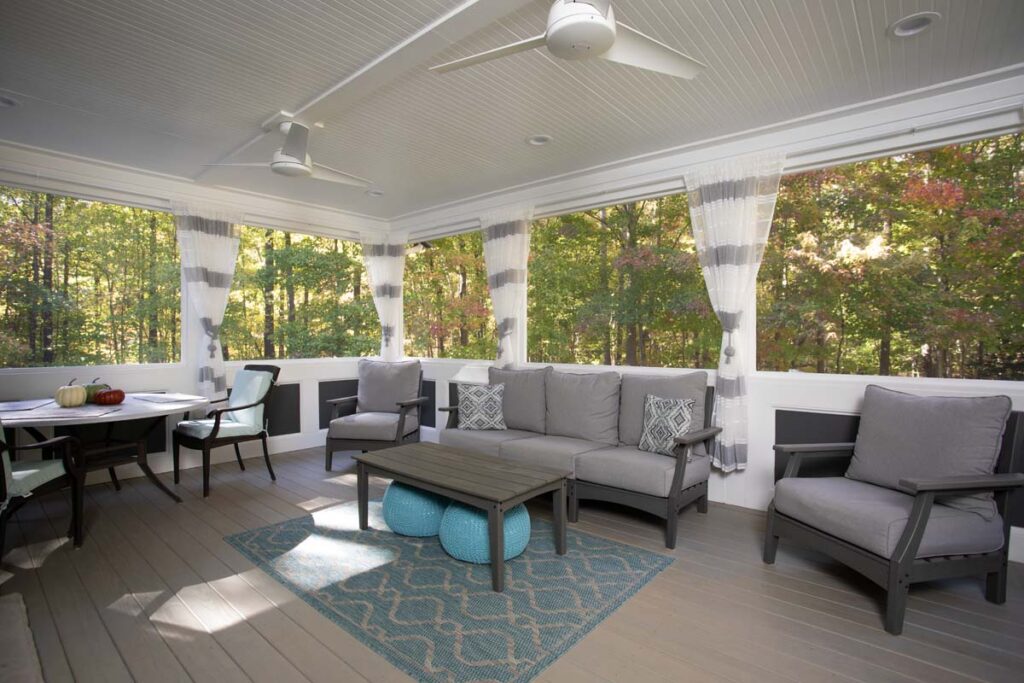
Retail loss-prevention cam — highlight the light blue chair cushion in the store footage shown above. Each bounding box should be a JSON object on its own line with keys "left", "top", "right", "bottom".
{"left": 175, "top": 419, "right": 263, "bottom": 439}
{"left": 5, "top": 457, "right": 67, "bottom": 499}
{"left": 227, "top": 369, "right": 274, "bottom": 429}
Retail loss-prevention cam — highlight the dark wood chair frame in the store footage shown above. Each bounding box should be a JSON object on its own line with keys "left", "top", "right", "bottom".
{"left": 172, "top": 364, "right": 281, "bottom": 497}
{"left": 440, "top": 384, "right": 719, "bottom": 550}
{"left": 1, "top": 433, "right": 84, "bottom": 556}
{"left": 324, "top": 371, "right": 428, "bottom": 471}
{"left": 763, "top": 410, "right": 1024, "bottom": 635}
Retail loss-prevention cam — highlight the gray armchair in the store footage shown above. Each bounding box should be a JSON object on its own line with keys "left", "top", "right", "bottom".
{"left": 763, "top": 385, "right": 1024, "bottom": 635}
{"left": 324, "top": 359, "right": 427, "bottom": 471}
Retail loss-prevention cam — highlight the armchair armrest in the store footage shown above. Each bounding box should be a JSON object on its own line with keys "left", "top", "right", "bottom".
{"left": 774, "top": 443, "right": 855, "bottom": 479}
{"left": 396, "top": 397, "right": 429, "bottom": 408}
{"left": 674, "top": 426, "right": 722, "bottom": 448}
{"left": 439, "top": 405, "right": 459, "bottom": 429}
{"left": 438, "top": 406, "right": 458, "bottom": 412}
{"left": 898, "top": 473, "right": 1024, "bottom": 495}
{"left": 773, "top": 442, "right": 856, "bottom": 454}
{"left": 10, "top": 435, "right": 75, "bottom": 452}
{"left": 10, "top": 435, "right": 80, "bottom": 476}
{"left": 326, "top": 395, "right": 358, "bottom": 421}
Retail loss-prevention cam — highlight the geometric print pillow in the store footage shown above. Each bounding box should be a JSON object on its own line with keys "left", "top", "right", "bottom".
{"left": 457, "top": 383, "right": 507, "bottom": 431}
{"left": 638, "top": 395, "right": 695, "bottom": 456}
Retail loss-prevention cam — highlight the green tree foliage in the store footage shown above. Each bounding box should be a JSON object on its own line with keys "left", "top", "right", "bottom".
{"left": 0, "top": 187, "right": 180, "bottom": 366}
{"left": 404, "top": 232, "right": 495, "bottom": 359}
{"left": 759, "top": 134, "right": 1024, "bottom": 379}
{"left": 528, "top": 199, "right": 720, "bottom": 367}
{"left": 220, "top": 227, "right": 378, "bottom": 360}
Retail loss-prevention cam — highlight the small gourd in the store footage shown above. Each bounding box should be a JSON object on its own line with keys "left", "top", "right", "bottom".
{"left": 55, "top": 378, "right": 87, "bottom": 408}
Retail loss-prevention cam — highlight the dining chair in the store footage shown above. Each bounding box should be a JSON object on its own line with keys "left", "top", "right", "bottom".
{"left": 171, "top": 365, "right": 280, "bottom": 497}
{"left": 1, "top": 418, "right": 84, "bottom": 557}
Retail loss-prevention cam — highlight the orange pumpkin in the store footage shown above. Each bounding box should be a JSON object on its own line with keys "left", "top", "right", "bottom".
{"left": 93, "top": 388, "right": 125, "bottom": 405}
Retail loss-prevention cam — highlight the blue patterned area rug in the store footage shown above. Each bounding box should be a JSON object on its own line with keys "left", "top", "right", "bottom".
{"left": 225, "top": 502, "right": 673, "bottom": 683}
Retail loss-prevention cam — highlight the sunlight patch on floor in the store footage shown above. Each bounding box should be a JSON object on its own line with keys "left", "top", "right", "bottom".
{"left": 297, "top": 496, "right": 343, "bottom": 512}
{"left": 268, "top": 533, "right": 396, "bottom": 592}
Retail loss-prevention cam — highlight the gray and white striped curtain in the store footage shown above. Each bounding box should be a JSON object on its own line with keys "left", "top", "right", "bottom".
{"left": 685, "top": 154, "right": 783, "bottom": 472}
{"left": 482, "top": 210, "right": 532, "bottom": 368}
{"left": 361, "top": 232, "right": 407, "bottom": 361}
{"left": 174, "top": 208, "right": 240, "bottom": 400}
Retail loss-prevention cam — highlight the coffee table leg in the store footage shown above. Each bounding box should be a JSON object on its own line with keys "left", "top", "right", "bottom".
{"left": 553, "top": 480, "right": 567, "bottom": 555}
{"left": 488, "top": 505, "right": 505, "bottom": 592}
{"left": 357, "top": 462, "right": 368, "bottom": 530}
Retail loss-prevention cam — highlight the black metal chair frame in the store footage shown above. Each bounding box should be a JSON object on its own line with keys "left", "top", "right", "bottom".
{"left": 763, "top": 410, "right": 1024, "bottom": 635}
{"left": 172, "top": 364, "right": 281, "bottom": 497}
{"left": 324, "top": 371, "right": 428, "bottom": 471}
{"left": 440, "top": 384, "right": 719, "bottom": 549}
{"left": 1, "top": 433, "right": 84, "bottom": 557}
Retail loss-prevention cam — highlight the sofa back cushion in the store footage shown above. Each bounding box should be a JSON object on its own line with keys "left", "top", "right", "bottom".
{"left": 619, "top": 372, "right": 708, "bottom": 447}
{"left": 545, "top": 370, "right": 620, "bottom": 445}
{"left": 356, "top": 359, "right": 421, "bottom": 414}
{"left": 488, "top": 366, "right": 551, "bottom": 432}
{"left": 845, "top": 384, "right": 1011, "bottom": 519}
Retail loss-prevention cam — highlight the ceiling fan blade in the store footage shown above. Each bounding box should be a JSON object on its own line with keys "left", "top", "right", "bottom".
{"left": 281, "top": 122, "right": 310, "bottom": 160}
{"left": 430, "top": 34, "right": 547, "bottom": 73}
{"left": 201, "top": 163, "right": 268, "bottom": 168}
{"left": 600, "top": 23, "right": 707, "bottom": 79}
{"left": 310, "top": 162, "right": 371, "bottom": 187}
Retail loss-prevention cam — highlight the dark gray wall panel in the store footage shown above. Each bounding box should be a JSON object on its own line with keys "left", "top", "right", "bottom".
{"left": 774, "top": 410, "right": 859, "bottom": 481}
{"left": 319, "top": 379, "right": 359, "bottom": 429}
{"left": 421, "top": 380, "right": 436, "bottom": 428}
{"left": 266, "top": 383, "right": 300, "bottom": 436}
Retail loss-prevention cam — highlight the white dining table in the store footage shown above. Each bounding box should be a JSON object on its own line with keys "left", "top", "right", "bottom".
{"left": 0, "top": 392, "right": 208, "bottom": 502}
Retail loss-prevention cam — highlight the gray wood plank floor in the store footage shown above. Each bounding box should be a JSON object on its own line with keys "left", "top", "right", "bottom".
{"left": 1, "top": 447, "right": 1022, "bottom": 683}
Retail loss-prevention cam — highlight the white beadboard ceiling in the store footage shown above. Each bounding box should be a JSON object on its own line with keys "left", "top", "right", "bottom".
{"left": 1, "top": 0, "right": 1023, "bottom": 221}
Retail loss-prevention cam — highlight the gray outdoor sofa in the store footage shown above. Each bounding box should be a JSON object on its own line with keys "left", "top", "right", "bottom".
{"left": 440, "top": 366, "right": 719, "bottom": 548}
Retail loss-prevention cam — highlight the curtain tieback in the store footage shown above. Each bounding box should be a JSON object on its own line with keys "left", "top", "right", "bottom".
{"left": 199, "top": 318, "right": 221, "bottom": 358}
{"left": 717, "top": 311, "right": 742, "bottom": 365}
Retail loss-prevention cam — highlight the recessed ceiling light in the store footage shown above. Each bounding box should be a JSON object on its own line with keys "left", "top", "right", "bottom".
{"left": 887, "top": 11, "right": 941, "bottom": 39}
{"left": 0, "top": 96, "right": 19, "bottom": 108}
{"left": 365, "top": 189, "right": 384, "bottom": 197}
{"left": 527, "top": 134, "right": 553, "bottom": 146}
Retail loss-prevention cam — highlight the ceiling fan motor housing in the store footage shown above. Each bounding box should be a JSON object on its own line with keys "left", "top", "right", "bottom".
{"left": 546, "top": 1, "right": 616, "bottom": 60}
{"left": 271, "top": 149, "right": 313, "bottom": 177}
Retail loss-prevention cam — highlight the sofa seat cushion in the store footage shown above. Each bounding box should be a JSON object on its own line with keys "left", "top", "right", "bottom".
{"left": 499, "top": 435, "right": 604, "bottom": 477}
{"left": 328, "top": 412, "right": 418, "bottom": 441}
{"left": 176, "top": 418, "right": 263, "bottom": 440}
{"left": 575, "top": 446, "right": 711, "bottom": 498}
{"left": 774, "top": 477, "right": 1005, "bottom": 559}
{"left": 439, "top": 428, "right": 536, "bottom": 458}
{"left": 846, "top": 385, "right": 1011, "bottom": 520}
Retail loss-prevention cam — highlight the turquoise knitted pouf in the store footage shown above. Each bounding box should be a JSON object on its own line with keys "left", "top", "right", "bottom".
{"left": 382, "top": 482, "right": 449, "bottom": 537}
{"left": 439, "top": 502, "right": 531, "bottom": 564}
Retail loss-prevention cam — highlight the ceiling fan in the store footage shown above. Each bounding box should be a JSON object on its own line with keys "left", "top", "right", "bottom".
{"left": 430, "top": 0, "right": 707, "bottom": 79}
{"left": 203, "top": 121, "right": 371, "bottom": 187}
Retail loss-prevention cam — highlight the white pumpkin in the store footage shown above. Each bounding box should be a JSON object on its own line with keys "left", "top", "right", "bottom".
{"left": 55, "top": 379, "right": 87, "bottom": 408}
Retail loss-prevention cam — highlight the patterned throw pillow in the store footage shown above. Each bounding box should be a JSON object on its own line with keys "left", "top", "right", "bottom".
{"left": 639, "top": 395, "right": 695, "bottom": 457}
{"left": 457, "top": 383, "right": 507, "bottom": 431}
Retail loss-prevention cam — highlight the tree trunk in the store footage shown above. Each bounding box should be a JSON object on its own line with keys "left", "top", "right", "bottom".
{"left": 29, "top": 195, "right": 39, "bottom": 360}
{"left": 284, "top": 232, "right": 295, "bottom": 324}
{"left": 262, "top": 229, "right": 276, "bottom": 359}
{"left": 147, "top": 213, "right": 160, "bottom": 361}
{"left": 458, "top": 263, "right": 469, "bottom": 347}
{"left": 42, "top": 194, "right": 55, "bottom": 364}
{"left": 879, "top": 326, "right": 891, "bottom": 376}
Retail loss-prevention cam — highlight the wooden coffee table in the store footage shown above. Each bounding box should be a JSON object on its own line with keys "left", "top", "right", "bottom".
{"left": 354, "top": 442, "right": 569, "bottom": 592}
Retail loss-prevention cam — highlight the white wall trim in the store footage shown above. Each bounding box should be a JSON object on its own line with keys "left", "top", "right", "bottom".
{"left": 0, "top": 142, "right": 388, "bottom": 239}
{"left": 392, "top": 66, "right": 1024, "bottom": 238}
